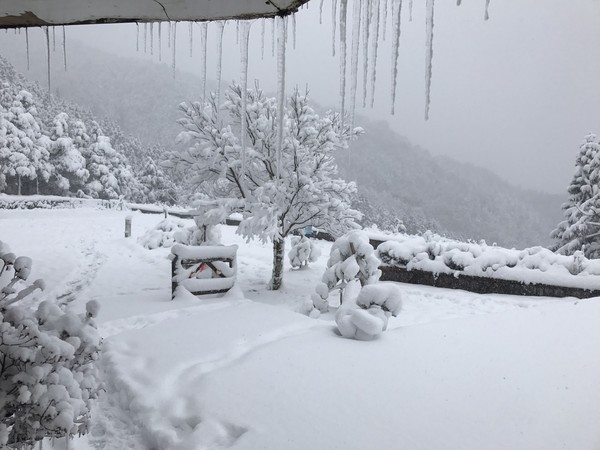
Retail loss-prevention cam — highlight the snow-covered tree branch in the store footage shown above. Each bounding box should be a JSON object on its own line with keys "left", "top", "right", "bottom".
{"left": 170, "top": 84, "right": 363, "bottom": 289}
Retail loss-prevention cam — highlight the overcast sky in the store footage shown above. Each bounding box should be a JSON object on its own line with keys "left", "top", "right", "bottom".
{"left": 17, "top": 0, "right": 600, "bottom": 194}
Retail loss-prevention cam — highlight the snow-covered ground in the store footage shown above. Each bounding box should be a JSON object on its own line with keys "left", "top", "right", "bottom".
{"left": 2, "top": 206, "right": 600, "bottom": 450}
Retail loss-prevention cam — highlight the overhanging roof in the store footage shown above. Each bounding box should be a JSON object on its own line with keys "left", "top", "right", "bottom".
{"left": 0, "top": 0, "right": 310, "bottom": 28}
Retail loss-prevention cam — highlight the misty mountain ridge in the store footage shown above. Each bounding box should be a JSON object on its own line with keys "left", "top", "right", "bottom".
{"left": 0, "top": 38, "right": 565, "bottom": 248}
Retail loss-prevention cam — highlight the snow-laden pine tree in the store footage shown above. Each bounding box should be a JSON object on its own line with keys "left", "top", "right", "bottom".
{"left": 48, "top": 112, "right": 89, "bottom": 195}
{"left": 170, "top": 84, "right": 362, "bottom": 289}
{"left": 84, "top": 122, "right": 138, "bottom": 200}
{"left": 552, "top": 133, "right": 600, "bottom": 258}
{"left": 138, "top": 156, "right": 177, "bottom": 204}
{"left": 0, "top": 89, "right": 51, "bottom": 195}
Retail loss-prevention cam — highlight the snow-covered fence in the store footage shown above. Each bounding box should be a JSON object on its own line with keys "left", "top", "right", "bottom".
{"left": 171, "top": 244, "right": 238, "bottom": 298}
{"left": 376, "top": 233, "right": 600, "bottom": 299}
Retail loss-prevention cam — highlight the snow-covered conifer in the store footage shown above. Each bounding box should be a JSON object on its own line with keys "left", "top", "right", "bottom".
{"left": 552, "top": 133, "right": 600, "bottom": 258}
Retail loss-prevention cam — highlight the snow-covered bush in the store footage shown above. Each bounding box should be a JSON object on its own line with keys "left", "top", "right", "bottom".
{"left": 311, "top": 231, "right": 381, "bottom": 314}
{"left": 138, "top": 218, "right": 192, "bottom": 249}
{"left": 288, "top": 234, "right": 321, "bottom": 269}
{"left": 334, "top": 280, "right": 402, "bottom": 341}
{"left": 0, "top": 241, "right": 102, "bottom": 448}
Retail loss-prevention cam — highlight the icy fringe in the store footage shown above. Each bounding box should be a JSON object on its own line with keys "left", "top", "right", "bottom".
{"left": 288, "top": 234, "right": 322, "bottom": 269}
{"left": 0, "top": 241, "right": 102, "bottom": 449}
{"left": 308, "top": 231, "right": 382, "bottom": 315}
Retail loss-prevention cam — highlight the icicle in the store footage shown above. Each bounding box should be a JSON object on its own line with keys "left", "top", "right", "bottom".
{"left": 189, "top": 22, "right": 193, "bottom": 57}
{"left": 172, "top": 22, "right": 177, "bottom": 78}
{"left": 239, "top": 21, "right": 251, "bottom": 184}
{"left": 236, "top": 21, "right": 240, "bottom": 44}
{"left": 361, "top": 0, "right": 371, "bottom": 108}
{"left": 261, "top": 19, "right": 265, "bottom": 60}
{"left": 339, "top": 0, "right": 349, "bottom": 123}
{"left": 349, "top": 0, "right": 362, "bottom": 125}
{"left": 457, "top": 0, "right": 461, "bottom": 5}
{"left": 390, "top": 0, "right": 403, "bottom": 115}
{"left": 319, "top": 0, "right": 325, "bottom": 24}
{"left": 150, "top": 22, "right": 154, "bottom": 56}
{"left": 271, "top": 18, "right": 276, "bottom": 57}
{"left": 52, "top": 27, "right": 56, "bottom": 51}
{"left": 158, "top": 22, "right": 162, "bottom": 61}
{"left": 200, "top": 22, "right": 208, "bottom": 99}
{"left": 276, "top": 16, "right": 287, "bottom": 179}
{"left": 484, "top": 0, "right": 491, "bottom": 20}
{"left": 144, "top": 23, "right": 147, "bottom": 53}
{"left": 409, "top": 0, "right": 413, "bottom": 21}
{"left": 382, "top": 0, "right": 388, "bottom": 41}
{"left": 168, "top": 21, "right": 172, "bottom": 48}
{"left": 292, "top": 14, "right": 297, "bottom": 50}
{"left": 25, "top": 28, "right": 30, "bottom": 71}
{"left": 425, "top": 0, "right": 435, "bottom": 120}
{"left": 136, "top": 23, "right": 139, "bottom": 52}
{"left": 62, "top": 26, "right": 67, "bottom": 71}
{"left": 45, "top": 27, "right": 51, "bottom": 94}
{"left": 215, "top": 21, "right": 225, "bottom": 112}
{"left": 369, "top": 0, "right": 381, "bottom": 108}
{"left": 332, "top": 0, "right": 338, "bottom": 56}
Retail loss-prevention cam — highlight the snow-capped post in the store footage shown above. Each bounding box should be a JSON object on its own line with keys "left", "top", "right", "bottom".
{"left": 125, "top": 214, "right": 132, "bottom": 238}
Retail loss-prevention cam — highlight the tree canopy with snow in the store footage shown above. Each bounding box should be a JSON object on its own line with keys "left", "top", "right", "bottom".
{"left": 552, "top": 133, "right": 600, "bottom": 258}
{"left": 169, "top": 84, "right": 362, "bottom": 289}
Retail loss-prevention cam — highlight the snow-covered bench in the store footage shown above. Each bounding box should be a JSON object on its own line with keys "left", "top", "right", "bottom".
{"left": 171, "top": 244, "right": 238, "bottom": 298}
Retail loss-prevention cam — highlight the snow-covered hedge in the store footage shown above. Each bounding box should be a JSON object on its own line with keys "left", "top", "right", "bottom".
{"left": 0, "top": 241, "right": 102, "bottom": 448}
{"left": 376, "top": 231, "right": 600, "bottom": 289}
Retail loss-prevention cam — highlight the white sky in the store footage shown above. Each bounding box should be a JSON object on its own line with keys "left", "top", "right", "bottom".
{"left": 17, "top": 0, "right": 600, "bottom": 194}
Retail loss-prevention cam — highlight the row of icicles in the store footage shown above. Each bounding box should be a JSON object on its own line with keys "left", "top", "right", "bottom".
{"left": 11, "top": 0, "right": 492, "bottom": 126}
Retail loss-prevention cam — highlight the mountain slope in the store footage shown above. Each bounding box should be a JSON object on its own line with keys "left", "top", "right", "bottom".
{"left": 0, "top": 39, "right": 564, "bottom": 248}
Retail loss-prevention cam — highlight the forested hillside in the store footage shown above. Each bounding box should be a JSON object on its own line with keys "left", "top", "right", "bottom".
{"left": 0, "top": 57, "right": 175, "bottom": 202}
{"left": 0, "top": 40, "right": 564, "bottom": 248}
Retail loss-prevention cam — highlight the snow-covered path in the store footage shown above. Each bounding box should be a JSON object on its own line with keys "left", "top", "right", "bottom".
{"left": 2, "top": 207, "right": 600, "bottom": 449}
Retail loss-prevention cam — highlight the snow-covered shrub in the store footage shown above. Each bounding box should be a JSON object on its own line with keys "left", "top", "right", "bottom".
{"left": 311, "top": 231, "right": 381, "bottom": 314}
{"left": 138, "top": 218, "right": 191, "bottom": 249}
{"left": 335, "top": 281, "right": 402, "bottom": 341}
{"left": 288, "top": 235, "right": 321, "bottom": 269}
{"left": 0, "top": 241, "right": 102, "bottom": 448}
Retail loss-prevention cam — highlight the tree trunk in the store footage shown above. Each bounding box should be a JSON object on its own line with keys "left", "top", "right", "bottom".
{"left": 17, "top": 175, "right": 21, "bottom": 196}
{"left": 269, "top": 237, "right": 285, "bottom": 290}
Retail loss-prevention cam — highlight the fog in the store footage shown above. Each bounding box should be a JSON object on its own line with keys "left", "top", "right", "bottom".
{"left": 12, "top": 0, "right": 600, "bottom": 194}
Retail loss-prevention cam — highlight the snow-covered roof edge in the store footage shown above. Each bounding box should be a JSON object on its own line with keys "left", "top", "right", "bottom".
{"left": 0, "top": 0, "right": 310, "bottom": 28}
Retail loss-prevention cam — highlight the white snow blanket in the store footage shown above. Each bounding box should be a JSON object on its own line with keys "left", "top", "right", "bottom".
{"left": 2, "top": 205, "right": 600, "bottom": 450}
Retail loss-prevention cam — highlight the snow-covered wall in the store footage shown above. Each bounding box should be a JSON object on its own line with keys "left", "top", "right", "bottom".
{"left": 0, "top": 0, "right": 310, "bottom": 28}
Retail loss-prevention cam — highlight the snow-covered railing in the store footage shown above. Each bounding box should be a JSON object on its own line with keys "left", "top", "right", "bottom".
{"left": 170, "top": 244, "right": 238, "bottom": 298}
{"left": 375, "top": 232, "right": 600, "bottom": 298}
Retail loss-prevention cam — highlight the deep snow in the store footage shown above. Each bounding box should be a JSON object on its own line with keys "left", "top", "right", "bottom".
{"left": 2, "top": 206, "right": 600, "bottom": 449}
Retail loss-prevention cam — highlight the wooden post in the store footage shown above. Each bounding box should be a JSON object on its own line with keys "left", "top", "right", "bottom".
{"left": 125, "top": 215, "right": 132, "bottom": 238}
